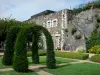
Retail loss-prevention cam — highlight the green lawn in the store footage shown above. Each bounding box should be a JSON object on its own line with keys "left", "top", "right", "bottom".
{"left": 1, "top": 56, "right": 100, "bottom": 75}
{"left": 28, "top": 56, "right": 76, "bottom": 65}
{"left": 46, "top": 62, "right": 100, "bottom": 75}
{"left": 0, "top": 56, "right": 76, "bottom": 69}
{"left": 0, "top": 70, "right": 38, "bottom": 75}
{"left": 0, "top": 57, "right": 12, "bottom": 69}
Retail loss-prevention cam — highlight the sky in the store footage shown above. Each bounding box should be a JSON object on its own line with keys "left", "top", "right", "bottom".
{"left": 0, "top": 0, "right": 96, "bottom": 21}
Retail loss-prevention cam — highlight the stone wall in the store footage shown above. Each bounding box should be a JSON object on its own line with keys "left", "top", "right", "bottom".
{"left": 64, "top": 8, "right": 100, "bottom": 51}
{"left": 27, "top": 8, "right": 100, "bottom": 51}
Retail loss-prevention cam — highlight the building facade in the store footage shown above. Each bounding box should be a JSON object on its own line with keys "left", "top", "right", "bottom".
{"left": 27, "top": 8, "right": 100, "bottom": 51}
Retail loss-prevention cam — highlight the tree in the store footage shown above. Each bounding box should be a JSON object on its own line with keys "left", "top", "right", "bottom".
{"left": 0, "top": 19, "right": 21, "bottom": 51}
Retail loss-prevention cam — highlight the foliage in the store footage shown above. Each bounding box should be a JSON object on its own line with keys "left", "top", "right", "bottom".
{"left": 32, "top": 25, "right": 56, "bottom": 69}
{"left": 3, "top": 26, "right": 20, "bottom": 65}
{"left": 0, "top": 19, "right": 21, "bottom": 42}
{"left": 28, "top": 50, "right": 88, "bottom": 60}
{"left": 64, "top": 29, "right": 68, "bottom": 33}
{"left": 72, "top": 1, "right": 100, "bottom": 14}
{"left": 76, "top": 49, "right": 86, "bottom": 53}
{"left": 89, "top": 45, "right": 100, "bottom": 54}
{"left": 95, "top": 23, "right": 100, "bottom": 29}
{"left": 91, "top": 54, "right": 100, "bottom": 63}
{"left": 86, "top": 30, "right": 100, "bottom": 52}
{"left": 31, "top": 28, "right": 40, "bottom": 64}
{"left": 13, "top": 27, "right": 28, "bottom": 72}
{"left": 55, "top": 51, "right": 89, "bottom": 60}
{"left": 27, "top": 50, "right": 47, "bottom": 57}
{"left": 74, "top": 34, "right": 81, "bottom": 39}
{"left": 4, "top": 24, "right": 56, "bottom": 72}
{"left": 96, "top": 15, "right": 100, "bottom": 23}
{"left": 71, "top": 27, "right": 77, "bottom": 35}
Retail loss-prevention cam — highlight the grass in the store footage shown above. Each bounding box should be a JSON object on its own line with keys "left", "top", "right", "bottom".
{"left": 45, "top": 62, "right": 100, "bottom": 75}
{"left": 0, "top": 57, "right": 12, "bottom": 69}
{"left": 1, "top": 56, "right": 100, "bottom": 75}
{"left": 0, "top": 70, "right": 38, "bottom": 75}
{"left": 0, "top": 56, "right": 76, "bottom": 69}
{"left": 28, "top": 56, "right": 77, "bottom": 65}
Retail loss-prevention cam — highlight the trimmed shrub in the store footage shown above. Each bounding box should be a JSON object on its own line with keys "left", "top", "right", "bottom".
{"left": 13, "top": 27, "right": 28, "bottom": 72}
{"left": 91, "top": 54, "right": 100, "bottom": 63}
{"left": 42, "top": 27, "right": 56, "bottom": 69}
{"left": 27, "top": 50, "right": 47, "bottom": 57}
{"left": 3, "top": 26, "right": 20, "bottom": 65}
{"left": 39, "top": 50, "right": 47, "bottom": 56}
{"left": 32, "top": 34, "right": 39, "bottom": 64}
{"left": 28, "top": 50, "right": 89, "bottom": 60}
{"left": 88, "top": 45, "right": 100, "bottom": 54}
{"left": 55, "top": 51, "right": 89, "bottom": 60}
{"left": 76, "top": 49, "right": 86, "bottom": 53}
{"left": 32, "top": 25, "right": 56, "bottom": 69}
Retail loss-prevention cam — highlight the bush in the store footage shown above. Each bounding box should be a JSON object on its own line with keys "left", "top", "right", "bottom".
{"left": 55, "top": 51, "right": 89, "bottom": 60}
{"left": 72, "top": 1, "right": 100, "bottom": 15}
{"left": 71, "top": 27, "right": 77, "bottom": 35}
{"left": 27, "top": 50, "right": 47, "bottom": 57}
{"left": 76, "top": 49, "right": 86, "bottom": 53}
{"left": 96, "top": 16, "right": 100, "bottom": 23}
{"left": 64, "top": 29, "right": 68, "bottom": 33}
{"left": 28, "top": 50, "right": 89, "bottom": 60}
{"left": 89, "top": 45, "right": 100, "bottom": 54}
{"left": 95, "top": 24, "right": 100, "bottom": 29}
{"left": 86, "top": 31, "right": 100, "bottom": 52}
{"left": 91, "top": 54, "right": 100, "bottom": 63}
{"left": 74, "top": 34, "right": 81, "bottom": 40}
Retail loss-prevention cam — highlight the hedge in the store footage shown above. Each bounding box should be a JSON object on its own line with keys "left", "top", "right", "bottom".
{"left": 27, "top": 50, "right": 47, "bottom": 57}
{"left": 13, "top": 27, "right": 28, "bottom": 72}
{"left": 27, "top": 50, "right": 89, "bottom": 60}
{"left": 3, "top": 26, "right": 20, "bottom": 65}
{"left": 55, "top": 51, "right": 89, "bottom": 60}
{"left": 91, "top": 54, "right": 100, "bottom": 63}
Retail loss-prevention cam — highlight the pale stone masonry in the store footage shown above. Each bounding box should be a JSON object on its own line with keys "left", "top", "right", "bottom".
{"left": 27, "top": 8, "right": 100, "bottom": 51}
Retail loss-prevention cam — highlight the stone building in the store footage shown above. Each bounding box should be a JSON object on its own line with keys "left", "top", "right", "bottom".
{"left": 27, "top": 8, "right": 100, "bottom": 51}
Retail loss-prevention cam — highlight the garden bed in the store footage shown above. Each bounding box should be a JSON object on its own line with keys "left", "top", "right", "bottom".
{"left": 27, "top": 50, "right": 89, "bottom": 60}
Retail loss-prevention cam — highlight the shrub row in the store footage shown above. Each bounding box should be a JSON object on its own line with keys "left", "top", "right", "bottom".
{"left": 91, "top": 54, "right": 100, "bottom": 63}
{"left": 27, "top": 50, "right": 47, "bottom": 57}
{"left": 27, "top": 50, "right": 89, "bottom": 60}
{"left": 55, "top": 51, "right": 89, "bottom": 60}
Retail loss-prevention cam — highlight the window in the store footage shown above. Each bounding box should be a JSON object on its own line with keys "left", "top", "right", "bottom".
{"left": 52, "top": 19, "right": 58, "bottom": 27}
{"left": 47, "top": 20, "right": 51, "bottom": 28}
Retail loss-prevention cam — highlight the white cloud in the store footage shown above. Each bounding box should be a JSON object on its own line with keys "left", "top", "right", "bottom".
{"left": 0, "top": 0, "right": 96, "bottom": 21}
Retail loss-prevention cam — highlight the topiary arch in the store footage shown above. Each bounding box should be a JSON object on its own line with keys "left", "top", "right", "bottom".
{"left": 3, "top": 25, "right": 56, "bottom": 72}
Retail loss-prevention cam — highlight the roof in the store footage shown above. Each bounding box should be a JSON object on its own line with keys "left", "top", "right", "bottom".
{"left": 31, "top": 10, "right": 56, "bottom": 18}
